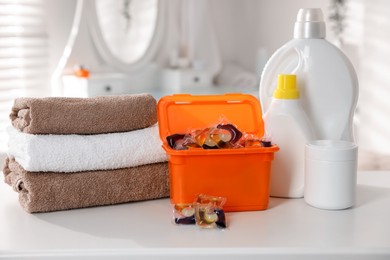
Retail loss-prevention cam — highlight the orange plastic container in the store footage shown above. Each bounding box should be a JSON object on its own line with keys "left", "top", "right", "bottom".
{"left": 157, "top": 94, "right": 279, "bottom": 211}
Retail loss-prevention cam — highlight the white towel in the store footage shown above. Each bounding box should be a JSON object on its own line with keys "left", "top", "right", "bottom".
{"left": 7, "top": 124, "right": 167, "bottom": 172}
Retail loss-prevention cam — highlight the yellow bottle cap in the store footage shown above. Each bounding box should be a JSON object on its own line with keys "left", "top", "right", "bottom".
{"left": 273, "top": 74, "right": 299, "bottom": 99}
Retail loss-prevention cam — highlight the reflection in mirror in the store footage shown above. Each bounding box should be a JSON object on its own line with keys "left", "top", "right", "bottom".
{"left": 94, "top": 0, "right": 159, "bottom": 64}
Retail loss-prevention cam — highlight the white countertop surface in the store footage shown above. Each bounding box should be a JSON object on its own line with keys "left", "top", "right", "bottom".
{"left": 1, "top": 171, "right": 390, "bottom": 259}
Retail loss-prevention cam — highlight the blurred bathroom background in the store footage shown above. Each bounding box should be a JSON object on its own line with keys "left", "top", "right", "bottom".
{"left": 0, "top": 0, "right": 389, "bottom": 170}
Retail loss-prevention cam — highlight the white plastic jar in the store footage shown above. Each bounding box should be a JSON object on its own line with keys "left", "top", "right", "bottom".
{"left": 304, "top": 140, "right": 358, "bottom": 210}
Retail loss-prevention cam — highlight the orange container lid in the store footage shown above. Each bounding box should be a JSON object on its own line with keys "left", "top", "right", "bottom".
{"left": 157, "top": 93, "right": 265, "bottom": 145}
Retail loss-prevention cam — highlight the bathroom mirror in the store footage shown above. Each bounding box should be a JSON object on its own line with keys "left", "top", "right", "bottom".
{"left": 87, "top": 0, "right": 165, "bottom": 72}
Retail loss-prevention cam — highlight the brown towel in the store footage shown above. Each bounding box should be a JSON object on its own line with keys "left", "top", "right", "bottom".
{"left": 10, "top": 93, "right": 157, "bottom": 134}
{"left": 3, "top": 157, "right": 169, "bottom": 213}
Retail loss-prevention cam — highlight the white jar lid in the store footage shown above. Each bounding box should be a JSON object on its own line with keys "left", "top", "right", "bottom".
{"left": 305, "top": 140, "right": 358, "bottom": 161}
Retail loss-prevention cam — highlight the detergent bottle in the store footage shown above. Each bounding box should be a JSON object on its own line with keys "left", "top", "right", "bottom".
{"left": 263, "top": 74, "right": 314, "bottom": 198}
{"left": 259, "top": 8, "right": 358, "bottom": 141}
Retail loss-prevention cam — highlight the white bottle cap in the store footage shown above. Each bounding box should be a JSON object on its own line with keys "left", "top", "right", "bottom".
{"left": 294, "top": 8, "right": 326, "bottom": 39}
{"left": 305, "top": 140, "right": 358, "bottom": 161}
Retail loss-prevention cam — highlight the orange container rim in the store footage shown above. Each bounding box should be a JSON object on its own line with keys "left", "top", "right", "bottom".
{"left": 163, "top": 143, "right": 279, "bottom": 155}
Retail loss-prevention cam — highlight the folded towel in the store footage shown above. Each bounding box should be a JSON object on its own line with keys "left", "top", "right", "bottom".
{"left": 3, "top": 157, "right": 169, "bottom": 213}
{"left": 10, "top": 93, "right": 157, "bottom": 135}
{"left": 7, "top": 124, "right": 167, "bottom": 172}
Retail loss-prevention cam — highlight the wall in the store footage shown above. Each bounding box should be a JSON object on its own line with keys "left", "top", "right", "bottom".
{"left": 345, "top": 0, "right": 390, "bottom": 169}
{"left": 211, "top": 0, "right": 333, "bottom": 75}
{"left": 45, "top": 0, "right": 332, "bottom": 78}
{"left": 45, "top": 0, "right": 78, "bottom": 74}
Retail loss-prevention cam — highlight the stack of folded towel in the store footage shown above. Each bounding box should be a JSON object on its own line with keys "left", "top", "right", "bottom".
{"left": 3, "top": 93, "right": 169, "bottom": 213}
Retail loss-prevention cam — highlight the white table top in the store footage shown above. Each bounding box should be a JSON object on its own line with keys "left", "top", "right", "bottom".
{"left": 1, "top": 171, "right": 390, "bottom": 259}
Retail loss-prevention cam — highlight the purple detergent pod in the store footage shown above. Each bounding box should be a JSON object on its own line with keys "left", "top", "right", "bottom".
{"left": 194, "top": 194, "right": 227, "bottom": 229}
{"left": 214, "top": 209, "right": 227, "bottom": 228}
{"left": 173, "top": 204, "right": 196, "bottom": 225}
{"left": 166, "top": 134, "right": 186, "bottom": 149}
{"left": 217, "top": 124, "right": 243, "bottom": 144}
